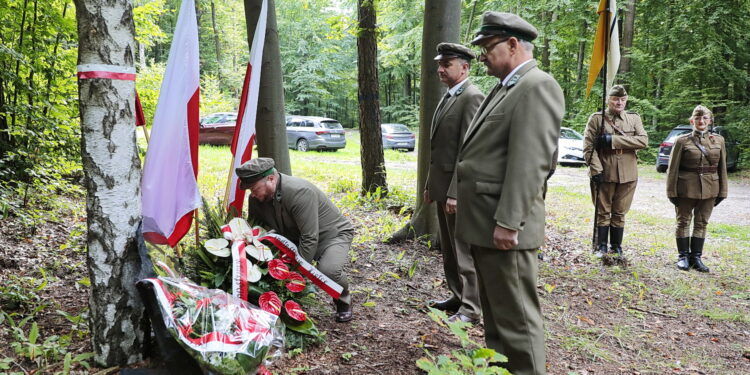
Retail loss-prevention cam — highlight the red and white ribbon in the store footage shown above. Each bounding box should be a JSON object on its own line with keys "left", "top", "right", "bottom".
{"left": 76, "top": 64, "right": 136, "bottom": 81}
{"left": 231, "top": 241, "right": 249, "bottom": 301}
{"left": 259, "top": 233, "right": 343, "bottom": 300}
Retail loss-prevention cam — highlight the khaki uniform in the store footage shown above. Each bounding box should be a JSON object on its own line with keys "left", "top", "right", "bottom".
{"left": 426, "top": 80, "right": 484, "bottom": 320}
{"left": 248, "top": 173, "right": 354, "bottom": 303}
{"left": 666, "top": 131, "right": 728, "bottom": 237}
{"left": 583, "top": 109, "right": 648, "bottom": 227}
{"left": 448, "top": 61, "right": 565, "bottom": 375}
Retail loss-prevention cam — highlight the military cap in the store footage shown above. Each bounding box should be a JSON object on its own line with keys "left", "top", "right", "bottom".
{"left": 236, "top": 157, "right": 276, "bottom": 189}
{"left": 608, "top": 85, "right": 627, "bottom": 97}
{"left": 471, "top": 11, "right": 538, "bottom": 45}
{"left": 691, "top": 104, "right": 712, "bottom": 118}
{"left": 434, "top": 42, "right": 476, "bottom": 61}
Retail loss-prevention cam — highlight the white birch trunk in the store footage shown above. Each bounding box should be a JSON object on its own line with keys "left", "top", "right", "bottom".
{"left": 74, "top": 0, "right": 147, "bottom": 366}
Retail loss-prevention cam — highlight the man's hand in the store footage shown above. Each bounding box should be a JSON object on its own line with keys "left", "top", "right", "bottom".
{"left": 714, "top": 197, "right": 725, "bottom": 207}
{"left": 591, "top": 173, "right": 604, "bottom": 185}
{"left": 669, "top": 197, "right": 679, "bottom": 206}
{"left": 493, "top": 225, "right": 518, "bottom": 250}
{"left": 445, "top": 198, "right": 457, "bottom": 214}
{"left": 423, "top": 190, "right": 433, "bottom": 204}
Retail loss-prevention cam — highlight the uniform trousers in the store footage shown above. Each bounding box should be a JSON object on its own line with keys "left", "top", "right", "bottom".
{"left": 472, "top": 246, "right": 545, "bottom": 375}
{"left": 595, "top": 181, "right": 637, "bottom": 227}
{"left": 316, "top": 230, "right": 353, "bottom": 304}
{"left": 436, "top": 202, "right": 481, "bottom": 319}
{"left": 675, "top": 198, "right": 715, "bottom": 238}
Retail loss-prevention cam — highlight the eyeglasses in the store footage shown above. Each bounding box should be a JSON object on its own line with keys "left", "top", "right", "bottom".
{"left": 478, "top": 38, "right": 510, "bottom": 56}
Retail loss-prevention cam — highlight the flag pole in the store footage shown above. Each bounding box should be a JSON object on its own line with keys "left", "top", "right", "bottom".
{"left": 194, "top": 208, "right": 200, "bottom": 250}
{"left": 223, "top": 152, "right": 237, "bottom": 214}
{"left": 142, "top": 125, "right": 151, "bottom": 144}
{"left": 593, "top": 0, "right": 611, "bottom": 251}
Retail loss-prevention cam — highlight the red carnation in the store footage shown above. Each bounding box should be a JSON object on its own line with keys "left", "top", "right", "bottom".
{"left": 285, "top": 272, "right": 306, "bottom": 293}
{"left": 268, "top": 259, "right": 290, "bottom": 280}
{"left": 284, "top": 300, "right": 308, "bottom": 322}
{"left": 258, "top": 291, "right": 281, "bottom": 316}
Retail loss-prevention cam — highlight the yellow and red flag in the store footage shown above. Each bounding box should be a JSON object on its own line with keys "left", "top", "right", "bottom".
{"left": 586, "top": 0, "right": 620, "bottom": 96}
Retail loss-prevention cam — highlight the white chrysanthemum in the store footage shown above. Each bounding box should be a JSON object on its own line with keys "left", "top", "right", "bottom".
{"left": 204, "top": 238, "right": 230, "bottom": 257}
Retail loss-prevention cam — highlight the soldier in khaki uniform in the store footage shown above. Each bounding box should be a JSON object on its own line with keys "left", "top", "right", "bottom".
{"left": 236, "top": 158, "right": 355, "bottom": 322}
{"left": 424, "top": 42, "right": 484, "bottom": 324}
{"left": 447, "top": 12, "right": 564, "bottom": 375}
{"left": 583, "top": 85, "right": 648, "bottom": 257}
{"left": 666, "top": 105, "right": 727, "bottom": 272}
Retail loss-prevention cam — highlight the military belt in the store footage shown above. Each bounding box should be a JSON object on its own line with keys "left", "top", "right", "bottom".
{"left": 600, "top": 149, "right": 634, "bottom": 155}
{"left": 680, "top": 166, "right": 717, "bottom": 174}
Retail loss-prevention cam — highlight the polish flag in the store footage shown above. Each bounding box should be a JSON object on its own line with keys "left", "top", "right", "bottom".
{"left": 141, "top": 0, "right": 201, "bottom": 247}
{"left": 227, "top": 0, "right": 268, "bottom": 215}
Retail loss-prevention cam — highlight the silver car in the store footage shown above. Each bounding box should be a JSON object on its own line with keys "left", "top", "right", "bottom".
{"left": 381, "top": 123, "right": 415, "bottom": 151}
{"left": 285, "top": 116, "right": 346, "bottom": 152}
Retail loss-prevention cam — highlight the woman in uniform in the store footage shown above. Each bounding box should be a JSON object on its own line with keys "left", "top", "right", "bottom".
{"left": 666, "top": 105, "right": 728, "bottom": 272}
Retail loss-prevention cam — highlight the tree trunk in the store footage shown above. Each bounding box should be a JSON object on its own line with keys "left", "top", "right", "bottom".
{"left": 388, "top": 0, "right": 460, "bottom": 243}
{"left": 357, "top": 0, "right": 387, "bottom": 194}
{"left": 620, "top": 0, "right": 637, "bottom": 77}
{"left": 244, "top": 0, "right": 291, "bottom": 175}
{"left": 210, "top": 0, "right": 224, "bottom": 82}
{"left": 73, "top": 0, "right": 148, "bottom": 366}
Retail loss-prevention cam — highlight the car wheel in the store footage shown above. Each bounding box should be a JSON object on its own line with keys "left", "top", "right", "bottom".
{"left": 296, "top": 139, "right": 309, "bottom": 152}
{"left": 656, "top": 164, "right": 667, "bottom": 173}
{"left": 407, "top": 148, "right": 414, "bottom": 152}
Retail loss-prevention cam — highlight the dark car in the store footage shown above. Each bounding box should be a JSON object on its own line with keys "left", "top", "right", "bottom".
{"left": 199, "top": 112, "right": 237, "bottom": 145}
{"left": 381, "top": 123, "right": 415, "bottom": 151}
{"left": 285, "top": 116, "right": 346, "bottom": 152}
{"left": 656, "top": 125, "right": 741, "bottom": 172}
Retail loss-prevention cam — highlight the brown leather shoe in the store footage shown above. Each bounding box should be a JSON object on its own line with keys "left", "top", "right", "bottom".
{"left": 334, "top": 300, "right": 353, "bottom": 323}
{"left": 427, "top": 298, "right": 460, "bottom": 312}
{"left": 447, "top": 313, "right": 479, "bottom": 325}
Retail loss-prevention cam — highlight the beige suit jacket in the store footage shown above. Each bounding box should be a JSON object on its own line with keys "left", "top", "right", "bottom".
{"left": 448, "top": 61, "right": 565, "bottom": 249}
{"left": 426, "top": 80, "right": 484, "bottom": 203}
{"left": 247, "top": 174, "right": 353, "bottom": 262}
{"left": 666, "top": 131, "right": 728, "bottom": 199}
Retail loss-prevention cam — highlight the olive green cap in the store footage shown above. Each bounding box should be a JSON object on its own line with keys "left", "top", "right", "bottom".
{"left": 691, "top": 105, "right": 711, "bottom": 118}
{"left": 434, "top": 42, "right": 476, "bottom": 61}
{"left": 471, "top": 11, "right": 538, "bottom": 45}
{"left": 236, "top": 157, "right": 275, "bottom": 189}
{"left": 608, "top": 85, "right": 627, "bottom": 97}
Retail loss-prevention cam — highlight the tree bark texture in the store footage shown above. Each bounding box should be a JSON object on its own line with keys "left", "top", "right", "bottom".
{"left": 74, "top": 0, "right": 147, "bottom": 366}
{"left": 357, "top": 0, "right": 387, "bottom": 194}
{"left": 389, "top": 0, "right": 460, "bottom": 243}
{"left": 620, "top": 0, "right": 637, "bottom": 76}
{"left": 244, "top": 0, "right": 291, "bottom": 175}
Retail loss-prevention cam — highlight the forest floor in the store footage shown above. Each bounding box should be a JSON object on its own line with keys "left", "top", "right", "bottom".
{"left": 1, "top": 158, "right": 749, "bottom": 374}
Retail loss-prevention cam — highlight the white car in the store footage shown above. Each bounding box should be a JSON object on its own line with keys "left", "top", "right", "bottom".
{"left": 558, "top": 127, "right": 585, "bottom": 166}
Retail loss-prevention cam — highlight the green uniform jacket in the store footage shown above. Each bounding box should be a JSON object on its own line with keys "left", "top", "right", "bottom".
{"left": 583, "top": 109, "right": 648, "bottom": 182}
{"left": 425, "top": 80, "right": 485, "bottom": 203}
{"left": 448, "top": 61, "right": 565, "bottom": 249}
{"left": 247, "top": 174, "right": 353, "bottom": 262}
{"left": 666, "top": 131, "right": 728, "bottom": 199}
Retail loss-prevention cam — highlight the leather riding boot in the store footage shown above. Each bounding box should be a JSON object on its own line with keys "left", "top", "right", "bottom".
{"left": 594, "top": 226, "right": 609, "bottom": 258}
{"left": 609, "top": 226, "right": 624, "bottom": 256}
{"left": 676, "top": 237, "right": 690, "bottom": 271}
{"left": 689, "top": 237, "right": 710, "bottom": 273}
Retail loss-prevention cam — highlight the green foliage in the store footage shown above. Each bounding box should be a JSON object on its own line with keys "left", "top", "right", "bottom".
{"left": 416, "top": 308, "right": 511, "bottom": 375}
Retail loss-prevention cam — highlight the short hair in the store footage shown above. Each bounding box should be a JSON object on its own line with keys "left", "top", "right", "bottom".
{"left": 519, "top": 39, "right": 534, "bottom": 52}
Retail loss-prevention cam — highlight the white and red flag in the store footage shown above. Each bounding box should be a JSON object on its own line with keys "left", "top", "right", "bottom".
{"left": 142, "top": 0, "right": 201, "bottom": 247}
{"left": 227, "top": 0, "right": 268, "bottom": 215}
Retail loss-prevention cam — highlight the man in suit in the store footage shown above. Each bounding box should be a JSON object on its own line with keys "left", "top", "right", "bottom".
{"left": 424, "top": 42, "right": 484, "bottom": 324}
{"left": 446, "top": 12, "right": 564, "bottom": 375}
{"left": 583, "top": 85, "right": 648, "bottom": 257}
{"left": 237, "top": 157, "right": 355, "bottom": 323}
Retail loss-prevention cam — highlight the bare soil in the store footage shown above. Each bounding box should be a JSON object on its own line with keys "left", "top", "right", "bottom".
{"left": 1, "top": 173, "right": 749, "bottom": 374}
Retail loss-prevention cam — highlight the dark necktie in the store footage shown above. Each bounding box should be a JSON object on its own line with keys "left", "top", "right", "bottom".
{"left": 434, "top": 92, "right": 451, "bottom": 119}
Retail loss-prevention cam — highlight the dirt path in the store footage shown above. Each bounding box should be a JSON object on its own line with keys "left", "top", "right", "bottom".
{"left": 551, "top": 166, "right": 750, "bottom": 226}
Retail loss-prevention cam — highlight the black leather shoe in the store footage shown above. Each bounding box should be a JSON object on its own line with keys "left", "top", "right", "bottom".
{"left": 447, "top": 313, "right": 479, "bottom": 325}
{"left": 334, "top": 300, "right": 353, "bottom": 323}
{"left": 428, "top": 298, "right": 460, "bottom": 312}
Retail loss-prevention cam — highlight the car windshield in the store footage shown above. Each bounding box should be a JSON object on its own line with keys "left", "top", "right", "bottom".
{"left": 383, "top": 124, "right": 410, "bottom": 133}
{"left": 560, "top": 128, "right": 583, "bottom": 140}
{"left": 226, "top": 114, "right": 237, "bottom": 122}
{"left": 321, "top": 121, "right": 343, "bottom": 129}
{"left": 666, "top": 128, "right": 691, "bottom": 142}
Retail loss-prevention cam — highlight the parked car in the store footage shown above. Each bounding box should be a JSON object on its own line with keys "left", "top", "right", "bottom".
{"left": 199, "top": 112, "right": 237, "bottom": 145}
{"left": 656, "top": 125, "right": 741, "bottom": 172}
{"left": 381, "top": 123, "right": 415, "bottom": 151}
{"left": 558, "top": 127, "right": 585, "bottom": 166}
{"left": 285, "top": 115, "right": 346, "bottom": 152}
